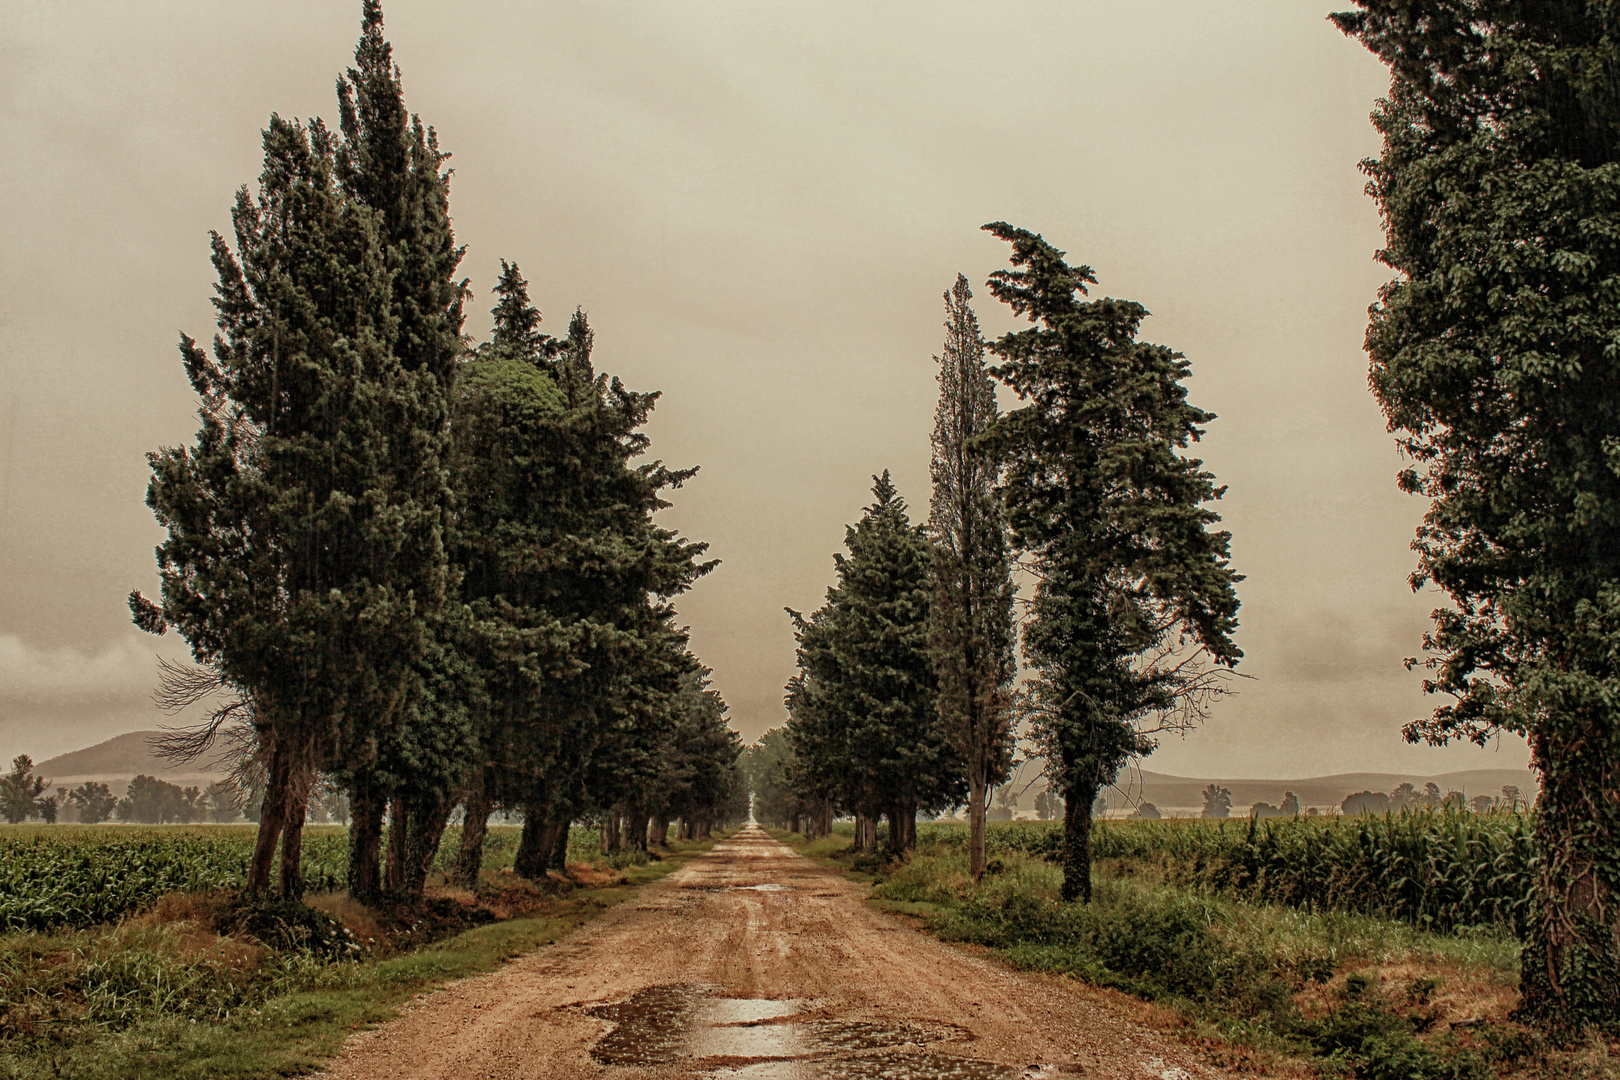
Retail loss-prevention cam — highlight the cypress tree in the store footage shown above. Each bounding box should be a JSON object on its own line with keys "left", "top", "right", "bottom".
{"left": 132, "top": 112, "right": 408, "bottom": 895}
{"left": 331, "top": 0, "right": 468, "bottom": 899}
{"left": 981, "top": 222, "right": 1241, "bottom": 902}
{"left": 927, "top": 273, "right": 1017, "bottom": 882}
{"left": 447, "top": 268, "right": 713, "bottom": 884}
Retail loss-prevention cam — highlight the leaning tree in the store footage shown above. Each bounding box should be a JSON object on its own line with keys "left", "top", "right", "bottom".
{"left": 981, "top": 222, "right": 1242, "bottom": 902}
{"left": 1334, "top": 0, "right": 1620, "bottom": 1026}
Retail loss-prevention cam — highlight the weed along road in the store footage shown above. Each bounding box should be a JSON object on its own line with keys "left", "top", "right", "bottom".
{"left": 317, "top": 826, "right": 1221, "bottom": 1080}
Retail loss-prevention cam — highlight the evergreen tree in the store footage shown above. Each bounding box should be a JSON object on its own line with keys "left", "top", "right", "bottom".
{"left": 1334, "top": 1, "right": 1620, "bottom": 1026}
{"left": 0, "top": 757, "right": 48, "bottom": 825}
{"left": 981, "top": 222, "right": 1241, "bottom": 901}
{"left": 331, "top": 0, "right": 469, "bottom": 900}
{"left": 927, "top": 273, "right": 1017, "bottom": 882}
{"left": 132, "top": 110, "right": 410, "bottom": 895}
{"left": 788, "top": 473, "right": 964, "bottom": 855}
{"left": 447, "top": 267, "right": 713, "bottom": 884}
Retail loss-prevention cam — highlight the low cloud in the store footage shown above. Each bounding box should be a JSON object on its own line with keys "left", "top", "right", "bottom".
{"left": 0, "top": 632, "right": 179, "bottom": 706}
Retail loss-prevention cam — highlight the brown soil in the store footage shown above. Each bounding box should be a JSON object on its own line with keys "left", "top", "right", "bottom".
{"left": 313, "top": 826, "right": 1231, "bottom": 1080}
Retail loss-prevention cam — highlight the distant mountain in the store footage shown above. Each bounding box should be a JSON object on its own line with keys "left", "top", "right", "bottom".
{"left": 1100, "top": 767, "right": 1539, "bottom": 817}
{"left": 34, "top": 731, "right": 226, "bottom": 791}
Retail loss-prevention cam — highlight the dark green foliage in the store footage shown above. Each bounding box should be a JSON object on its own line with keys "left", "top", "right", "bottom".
{"left": 787, "top": 473, "right": 964, "bottom": 853}
{"left": 644, "top": 669, "right": 746, "bottom": 835}
{"left": 1332, "top": 1, "right": 1620, "bottom": 1027}
{"left": 0, "top": 758, "right": 49, "bottom": 825}
{"left": 743, "top": 727, "right": 807, "bottom": 830}
{"left": 130, "top": 2, "right": 470, "bottom": 900}
{"left": 448, "top": 265, "right": 714, "bottom": 881}
{"left": 980, "top": 222, "right": 1241, "bottom": 902}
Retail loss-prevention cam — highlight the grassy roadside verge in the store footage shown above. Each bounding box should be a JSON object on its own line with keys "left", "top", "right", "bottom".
{"left": 771, "top": 826, "right": 1618, "bottom": 1080}
{"left": 0, "top": 832, "right": 725, "bottom": 1080}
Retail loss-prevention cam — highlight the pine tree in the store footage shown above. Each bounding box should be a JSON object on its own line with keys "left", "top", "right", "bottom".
{"left": 1333, "top": 1, "right": 1620, "bottom": 1026}
{"left": 927, "top": 274, "right": 1017, "bottom": 882}
{"left": 788, "top": 473, "right": 964, "bottom": 856}
{"left": 982, "top": 222, "right": 1241, "bottom": 902}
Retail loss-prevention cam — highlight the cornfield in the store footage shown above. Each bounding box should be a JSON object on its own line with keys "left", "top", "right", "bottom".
{"left": 1, "top": 822, "right": 612, "bottom": 933}
{"left": 912, "top": 808, "right": 1538, "bottom": 937}
{"left": 0, "top": 827, "right": 347, "bottom": 932}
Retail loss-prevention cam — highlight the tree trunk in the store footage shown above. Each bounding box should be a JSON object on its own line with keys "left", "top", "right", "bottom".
{"left": 603, "top": 809, "right": 622, "bottom": 855}
{"left": 385, "top": 795, "right": 408, "bottom": 893}
{"left": 967, "top": 770, "right": 989, "bottom": 882}
{"left": 248, "top": 747, "right": 290, "bottom": 893}
{"left": 1061, "top": 777, "right": 1097, "bottom": 903}
{"left": 547, "top": 819, "right": 570, "bottom": 871}
{"left": 885, "top": 804, "right": 909, "bottom": 858}
{"left": 513, "top": 804, "right": 553, "bottom": 879}
{"left": 347, "top": 778, "right": 385, "bottom": 900}
{"left": 650, "top": 815, "right": 670, "bottom": 848}
{"left": 278, "top": 763, "right": 311, "bottom": 897}
{"left": 1517, "top": 726, "right": 1620, "bottom": 1026}
{"left": 402, "top": 793, "right": 452, "bottom": 895}
{"left": 453, "top": 786, "right": 493, "bottom": 888}
{"left": 852, "top": 813, "right": 868, "bottom": 852}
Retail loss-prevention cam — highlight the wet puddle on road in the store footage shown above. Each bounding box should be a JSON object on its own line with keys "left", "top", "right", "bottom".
{"left": 585, "top": 984, "right": 1074, "bottom": 1079}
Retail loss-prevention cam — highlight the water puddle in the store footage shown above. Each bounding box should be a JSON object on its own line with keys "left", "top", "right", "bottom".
{"left": 584, "top": 983, "right": 699, "bottom": 1066}
{"left": 734, "top": 883, "right": 792, "bottom": 892}
{"left": 585, "top": 985, "right": 1063, "bottom": 1078}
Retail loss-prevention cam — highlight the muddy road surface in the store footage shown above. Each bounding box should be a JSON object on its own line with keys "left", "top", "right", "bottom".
{"left": 317, "top": 826, "right": 1224, "bottom": 1080}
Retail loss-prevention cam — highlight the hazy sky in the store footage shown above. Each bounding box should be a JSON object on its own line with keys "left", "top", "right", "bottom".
{"left": 0, "top": 1, "right": 1534, "bottom": 780}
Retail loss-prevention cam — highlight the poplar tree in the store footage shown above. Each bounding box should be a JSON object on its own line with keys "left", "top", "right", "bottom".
{"left": 1334, "top": 1, "right": 1620, "bottom": 1026}
{"left": 982, "top": 222, "right": 1241, "bottom": 902}
{"left": 927, "top": 274, "right": 1017, "bottom": 882}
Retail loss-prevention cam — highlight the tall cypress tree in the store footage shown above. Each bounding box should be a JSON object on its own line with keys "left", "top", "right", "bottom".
{"left": 928, "top": 273, "right": 1017, "bottom": 882}
{"left": 1334, "top": 1, "right": 1620, "bottom": 1026}
{"left": 330, "top": 0, "right": 468, "bottom": 899}
{"left": 981, "top": 222, "right": 1241, "bottom": 902}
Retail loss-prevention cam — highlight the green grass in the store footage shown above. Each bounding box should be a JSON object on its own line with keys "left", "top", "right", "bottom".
{"left": 0, "top": 830, "right": 726, "bottom": 1080}
{"left": 773, "top": 825, "right": 1602, "bottom": 1080}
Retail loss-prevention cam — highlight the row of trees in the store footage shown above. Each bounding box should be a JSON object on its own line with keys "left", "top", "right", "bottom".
{"left": 763, "top": 233, "right": 1242, "bottom": 896}
{"left": 130, "top": 2, "right": 742, "bottom": 901}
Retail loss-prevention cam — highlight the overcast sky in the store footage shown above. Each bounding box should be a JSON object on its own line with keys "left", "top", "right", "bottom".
{"left": 0, "top": 1, "right": 1533, "bottom": 780}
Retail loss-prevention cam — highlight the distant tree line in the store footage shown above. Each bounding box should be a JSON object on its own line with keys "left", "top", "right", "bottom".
{"left": 126, "top": 3, "right": 744, "bottom": 902}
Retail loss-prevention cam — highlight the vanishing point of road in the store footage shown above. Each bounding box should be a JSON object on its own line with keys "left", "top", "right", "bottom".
{"left": 316, "top": 826, "right": 1225, "bottom": 1080}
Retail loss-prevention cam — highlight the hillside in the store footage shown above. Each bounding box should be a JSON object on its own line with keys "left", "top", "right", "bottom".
{"left": 34, "top": 730, "right": 226, "bottom": 791}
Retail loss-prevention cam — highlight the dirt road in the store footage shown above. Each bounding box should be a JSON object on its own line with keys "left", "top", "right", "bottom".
{"left": 316, "top": 826, "right": 1226, "bottom": 1080}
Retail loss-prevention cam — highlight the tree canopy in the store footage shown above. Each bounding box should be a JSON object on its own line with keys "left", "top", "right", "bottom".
{"left": 1335, "top": 0, "right": 1620, "bottom": 1025}
{"left": 981, "top": 221, "right": 1241, "bottom": 901}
